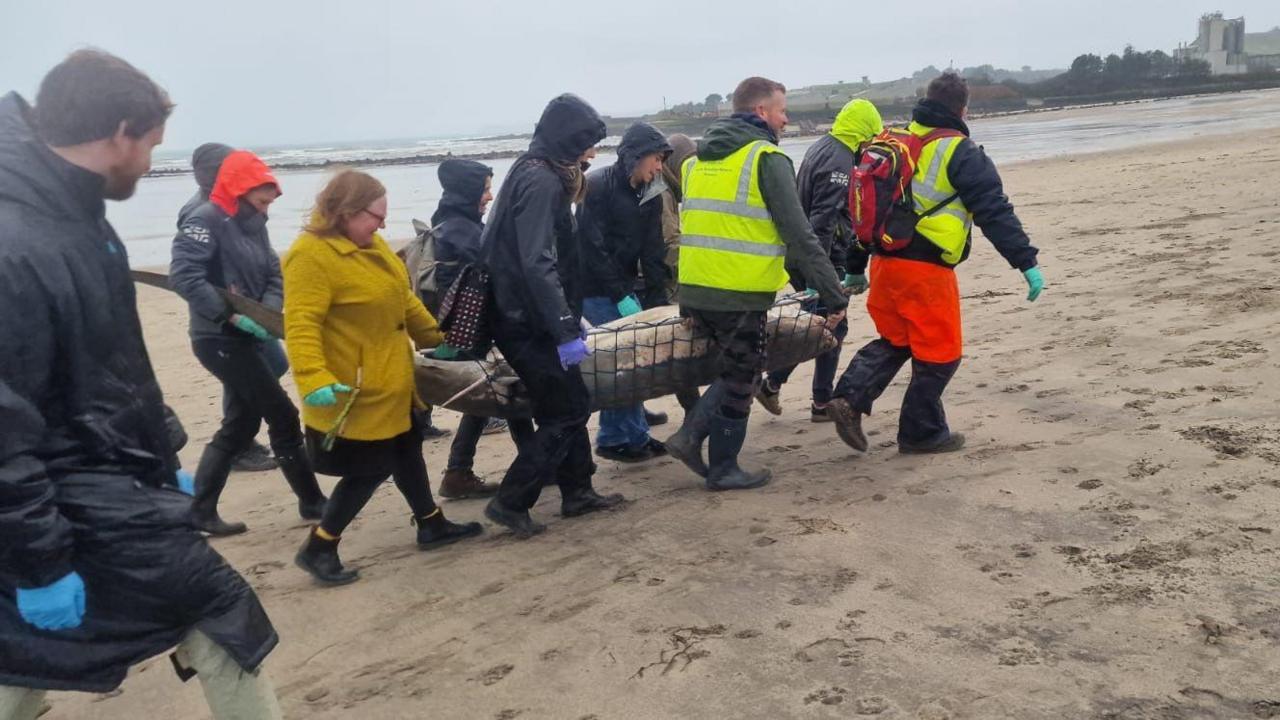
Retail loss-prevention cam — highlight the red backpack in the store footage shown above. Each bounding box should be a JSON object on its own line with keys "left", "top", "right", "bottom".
{"left": 849, "top": 128, "right": 964, "bottom": 253}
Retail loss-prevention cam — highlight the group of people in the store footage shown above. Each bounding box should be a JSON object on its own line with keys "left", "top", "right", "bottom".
{"left": 0, "top": 48, "right": 1041, "bottom": 719}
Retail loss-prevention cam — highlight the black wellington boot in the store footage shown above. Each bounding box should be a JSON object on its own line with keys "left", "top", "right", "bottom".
{"left": 664, "top": 381, "right": 725, "bottom": 478}
{"left": 191, "top": 445, "right": 248, "bottom": 536}
{"left": 705, "top": 413, "right": 772, "bottom": 491}
{"left": 275, "top": 446, "right": 327, "bottom": 520}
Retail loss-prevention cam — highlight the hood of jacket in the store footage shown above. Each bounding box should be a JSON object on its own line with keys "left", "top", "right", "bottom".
{"left": 912, "top": 98, "right": 970, "bottom": 136}
{"left": 192, "top": 142, "right": 233, "bottom": 196}
{"left": 615, "top": 122, "right": 671, "bottom": 178}
{"left": 433, "top": 158, "right": 492, "bottom": 225}
{"left": 830, "top": 98, "right": 883, "bottom": 153}
{"left": 209, "top": 150, "right": 279, "bottom": 216}
{"left": 527, "top": 94, "right": 608, "bottom": 164}
{"left": 696, "top": 115, "right": 775, "bottom": 161}
{"left": 0, "top": 92, "right": 106, "bottom": 222}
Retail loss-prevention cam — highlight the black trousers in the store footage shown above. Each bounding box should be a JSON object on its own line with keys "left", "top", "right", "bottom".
{"left": 446, "top": 415, "right": 535, "bottom": 472}
{"left": 192, "top": 336, "right": 305, "bottom": 456}
{"left": 491, "top": 324, "right": 594, "bottom": 512}
{"left": 683, "top": 309, "right": 768, "bottom": 420}
{"left": 316, "top": 428, "right": 438, "bottom": 537}
{"left": 833, "top": 338, "right": 960, "bottom": 447}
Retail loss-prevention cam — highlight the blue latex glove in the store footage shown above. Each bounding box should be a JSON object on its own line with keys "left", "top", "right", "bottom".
{"left": 434, "top": 343, "right": 459, "bottom": 360}
{"left": 1023, "top": 267, "right": 1045, "bottom": 302}
{"left": 231, "top": 314, "right": 273, "bottom": 341}
{"left": 176, "top": 469, "right": 195, "bottom": 496}
{"left": 556, "top": 338, "right": 591, "bottom": 369}
{"left": 304, "top": 383, "right": 353, "bottom": 407}
{"left": 17, "top": 572, "right": 86, "bottom": 631}
{"left": 843, "top": 273, "right": 869, "bottom": 295}
{"left": 616, "top": 295, "right": 643, "bottom": 318}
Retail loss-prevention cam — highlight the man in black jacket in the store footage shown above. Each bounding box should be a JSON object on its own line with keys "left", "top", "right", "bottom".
{"left": 827, "top": 72, "right": 1045, "bottom": 455}
{"left": 575, "top": 122, "right": 672, "bottom": 463}
{"left": 425, "top": 159, "right": 535, "bottom": 499}
{"left": 756, "top": 99, "right": 883, "bottom": 422}
{"left": 480, "top": 94, "right": 625, "bottom": 537}
{"left": 0, "top": 50, "right": 281, "bottom": 719}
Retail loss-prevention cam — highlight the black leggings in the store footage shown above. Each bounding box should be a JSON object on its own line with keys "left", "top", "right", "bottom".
{"left": 319, "top": 431, "right": 438, "bottom": 537}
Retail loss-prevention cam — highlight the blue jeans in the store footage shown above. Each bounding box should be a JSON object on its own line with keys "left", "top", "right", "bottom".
{"left": 582, "top": 296, "right": 651, "bottom": 449}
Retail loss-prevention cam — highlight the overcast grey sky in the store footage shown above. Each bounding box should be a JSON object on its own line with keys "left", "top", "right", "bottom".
{"left": 2, "top": 1, "right": 1276, "bottom": 150}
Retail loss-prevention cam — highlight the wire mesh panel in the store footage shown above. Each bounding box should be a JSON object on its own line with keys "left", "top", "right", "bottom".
{"left": 415, "top": 293, "right": 837, "bottom": 418}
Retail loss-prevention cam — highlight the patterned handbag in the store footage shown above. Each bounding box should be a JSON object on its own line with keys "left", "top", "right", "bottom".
{"left": 437, "top": 263, "right": 494, "bottom": 357}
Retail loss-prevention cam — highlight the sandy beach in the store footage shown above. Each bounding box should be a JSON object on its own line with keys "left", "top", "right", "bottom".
{"left": 48, "top": 122, "right": 1280, "bottom": 719}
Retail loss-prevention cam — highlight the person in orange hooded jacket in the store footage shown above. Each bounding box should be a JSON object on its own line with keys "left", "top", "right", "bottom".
{"left": 170, "top": 150, "right": 328, "bottom": 536}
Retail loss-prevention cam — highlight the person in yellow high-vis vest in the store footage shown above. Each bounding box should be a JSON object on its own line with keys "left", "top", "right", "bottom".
{"left": 664, "top": 76, "right": 848, "bottom": 491}
{"left": 826, "top": 72, "right": 1045, "bottom": 455}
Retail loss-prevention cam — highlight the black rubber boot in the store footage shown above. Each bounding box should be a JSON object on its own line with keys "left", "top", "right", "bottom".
{"left": 275, "top": 447, "right": 327, "bottom": 520}
{"left": 295, "top": 529, "right": 359, "bottom": 586}
{"left": 664, "top": 382, "right": 725, "bottom": 478}
{"left": 191, "top": 445, "right": 248, "bottom": 536}
{"left": 561, "top": 487, "right": 626, "bottom": 518}
{"left": 705, "top": 413, "right": 771, "bottom": 491}
{"left": 484, "top": 498, "right": 546, "bottom": 539}
{"left": 415, "top": 510, "right": 484, "bottom": 550}
{"left": 643, "top": 408, "right": 669, "bottom": 427}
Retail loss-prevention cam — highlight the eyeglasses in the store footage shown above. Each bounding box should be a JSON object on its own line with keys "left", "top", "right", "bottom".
{"left": 361, "top": 208, "right": 387, "bottom": 224}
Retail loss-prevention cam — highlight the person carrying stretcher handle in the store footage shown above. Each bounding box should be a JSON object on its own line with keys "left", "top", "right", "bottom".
{"left": 664, "top": 75, "right": 847, "bottom": 491}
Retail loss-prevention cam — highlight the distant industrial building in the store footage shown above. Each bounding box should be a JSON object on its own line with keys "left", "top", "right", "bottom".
{"left": 1176, "top": 13, "right": 1280, "bottom": 74}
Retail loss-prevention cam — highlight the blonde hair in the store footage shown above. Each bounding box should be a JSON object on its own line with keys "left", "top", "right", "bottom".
{"left": 304, "top": 169, "right": 387, "bottom": 236}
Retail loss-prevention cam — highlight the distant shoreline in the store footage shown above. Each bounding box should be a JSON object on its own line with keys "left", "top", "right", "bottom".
{"left": 144, "top": 86, "right": 1277, "bottom": 178}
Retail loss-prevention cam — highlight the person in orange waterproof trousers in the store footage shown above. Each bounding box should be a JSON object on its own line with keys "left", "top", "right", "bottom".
{"left": 827, "top": 72, "right": 1044, "bottom": 455}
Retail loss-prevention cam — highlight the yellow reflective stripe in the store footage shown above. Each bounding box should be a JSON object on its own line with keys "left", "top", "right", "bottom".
{"left": 682, "top": 197, "right": 772, "bottom": 220}
{"left": 682, "top": 234, "right": 787, "bottom": 257}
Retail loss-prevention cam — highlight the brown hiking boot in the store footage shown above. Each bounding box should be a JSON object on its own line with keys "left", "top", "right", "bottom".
{"left": 826, "top": 398, "right": 868, "bottom": 452}
{"left": 754, "top": 380, "right": 783, "bottom": 416}
{"left": 439, "top": 469, "right": 498, "bottom": 499}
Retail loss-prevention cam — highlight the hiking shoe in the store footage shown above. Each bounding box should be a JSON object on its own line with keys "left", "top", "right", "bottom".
{"left": 562, "top": 488, "right": 627, "bottom": 518}
{"left": 421, "top": 424, "right": 452, "bottom": 441}
{"left": 826, "top": 398, "right": 868, "bottom": 452}
{"left": 754, "top": 380, "right": 783, "bottom": 416}
{"left": 481, "top": 417, "right": 508, "bottom": 436}
{"left": 439, "top": 469, "right": 499, "bottom": 499}
{"left": 810, "top": 404, "right": 833, "bottom": 423}
{"left": 899, "top": 432, "right": 967, "bottom": 455}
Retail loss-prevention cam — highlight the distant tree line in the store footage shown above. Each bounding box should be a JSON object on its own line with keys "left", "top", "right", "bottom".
{"left": 1022, "top": 46, "right": 1211, "bottom": 96}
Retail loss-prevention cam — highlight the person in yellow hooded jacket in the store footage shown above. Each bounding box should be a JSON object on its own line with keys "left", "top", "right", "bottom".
{"left": 282, "top": 170, "right": 482, "bottom": 586}
{"left": 756, "top": 98, "right": 883, "bottom": 422}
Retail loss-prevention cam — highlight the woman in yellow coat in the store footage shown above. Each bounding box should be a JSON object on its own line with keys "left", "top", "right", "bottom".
{"left": 283, "top": 170, "right": 482, "bottom": 585}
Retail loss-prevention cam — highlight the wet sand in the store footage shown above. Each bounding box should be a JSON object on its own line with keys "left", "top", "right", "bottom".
{"left": 50, "top": 123, "right": 1280, "bottom": 719}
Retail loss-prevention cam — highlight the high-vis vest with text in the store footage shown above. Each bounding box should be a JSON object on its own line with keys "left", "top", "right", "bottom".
{"left": 908, "top": 120, "right": 972, "bottom": 265}
{"left": 678, "top": 140, "right": 789, "bottom": 292}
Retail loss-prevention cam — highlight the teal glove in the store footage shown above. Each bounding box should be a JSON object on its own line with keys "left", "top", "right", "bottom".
{"left": 176, "top": 469, "right": 195, "bottom": 496}
{"left": 17, "top": 572, "right": 86, "bottom": 631}
{"left": 803, "top": 287, "right": 818, "bottom": 299}
{"left": 843, "top": 273, "right": 869, "bottom": 295}
{"left": 616, "top": 295, "right": 643, "bottom": 318}
{"left": 232, "top": 314, "right": 273, "bottom": 341}
{"left": 304, "top": 383, "right": 352, "bottom": 407}
{"left": 1023, "top": 267, "right": 1045, "bottom": 302}
{"left": 434, "top": 343, "right": 459, "bottom": 360}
